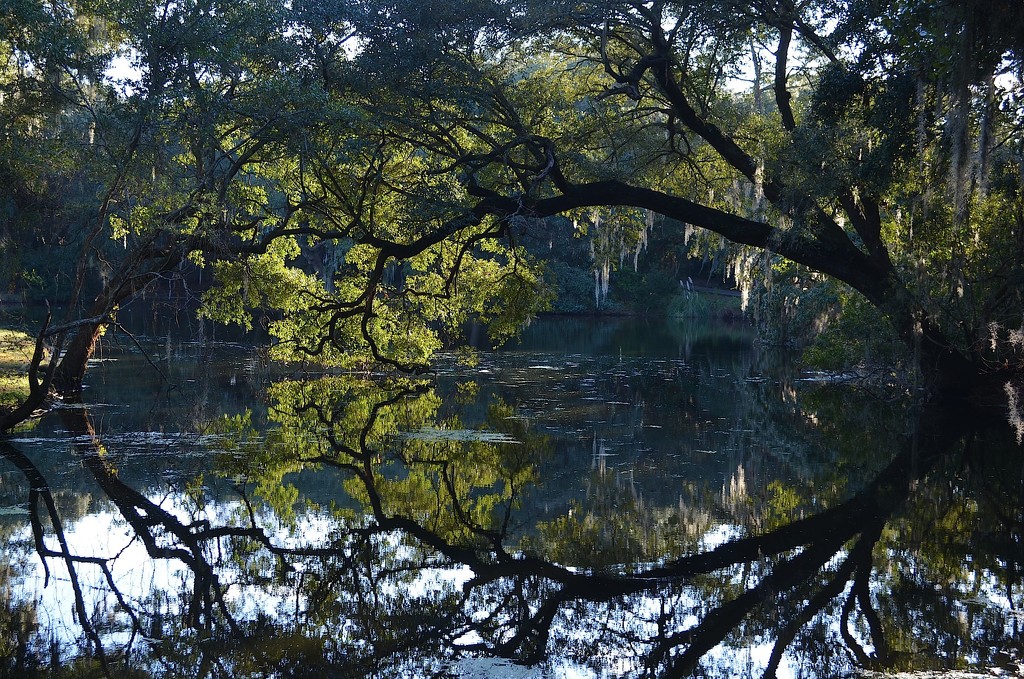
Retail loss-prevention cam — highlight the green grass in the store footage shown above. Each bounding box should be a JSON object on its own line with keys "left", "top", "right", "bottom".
{"left": 0, "top": 328, "right": 37, "bottom": 409}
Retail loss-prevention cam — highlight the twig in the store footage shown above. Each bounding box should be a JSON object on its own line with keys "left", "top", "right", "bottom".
{"left": 112, "top": 321, "right": 170, "bottom": 387}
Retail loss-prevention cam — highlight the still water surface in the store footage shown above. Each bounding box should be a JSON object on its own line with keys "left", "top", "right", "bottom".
{"left": 1, "top": 317, "right": 1021, "bottom": 678}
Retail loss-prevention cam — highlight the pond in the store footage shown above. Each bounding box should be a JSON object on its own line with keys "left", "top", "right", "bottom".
{"left": 1, "top": 316, "right": 1022, "bottom": 678}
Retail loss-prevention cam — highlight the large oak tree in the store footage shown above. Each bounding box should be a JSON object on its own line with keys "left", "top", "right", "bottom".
{"left": 3, "top": 0, "right": 1024, "bottom": 431}
{"left": 313, "top": 0, "right": 1024, "bottom": 398}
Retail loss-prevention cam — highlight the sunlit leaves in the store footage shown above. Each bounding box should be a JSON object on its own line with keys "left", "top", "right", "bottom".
{"left": 257, "top": 376, "right": 546, "bottom": 551}
{"left": 199, "top": 236, "right": 314, "bottom": 331}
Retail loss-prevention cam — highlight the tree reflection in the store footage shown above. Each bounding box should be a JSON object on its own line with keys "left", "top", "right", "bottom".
{"left": 0, "top": 378, "right": 1022, "bottom": 677}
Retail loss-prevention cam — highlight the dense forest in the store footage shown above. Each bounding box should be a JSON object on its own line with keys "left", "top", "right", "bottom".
{"left": 1, "top": 0, "right": 1023, "bottom": 429}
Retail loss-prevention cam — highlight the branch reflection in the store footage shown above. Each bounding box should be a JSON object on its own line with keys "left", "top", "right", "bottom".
{"left": 0, "top": 376, "right": 1021, "bottom": 678}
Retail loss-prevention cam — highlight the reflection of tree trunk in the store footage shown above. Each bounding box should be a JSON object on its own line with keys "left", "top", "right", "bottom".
{"left": 57, "top": 407, "right": 349, "bottom": 634}
{"left": 440, "top": 405, "right": 968, "bottom": 673}
{"left": 58, "top": 408, "right": 236, "bottom": 633}
{"left": 0, "top": 441, "right": 112, "bottom": 675}
{"left": 654, "top": 408, "right": 964, "bottom": 676}
{"left": 762, "top": 520, "right": 884, "bottom": 679}
{"left": 657, "top": 528, "right": 869, "bottom": 677}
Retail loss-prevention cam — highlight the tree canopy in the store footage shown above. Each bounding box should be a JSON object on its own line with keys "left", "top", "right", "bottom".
{"left": 2, "top": 0, "right": 1024, "bottom": 428}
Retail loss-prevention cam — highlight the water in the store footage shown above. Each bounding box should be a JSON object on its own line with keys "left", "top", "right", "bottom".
{"left": 1, "top": 317, "right": 1021, "bottom": 678}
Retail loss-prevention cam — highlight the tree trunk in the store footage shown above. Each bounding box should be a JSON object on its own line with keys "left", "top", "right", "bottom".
{"left": 859, "top": 275, "right": 982, "bottom": 401}
{"left": 50, "top": 240, "right": 176, "bottom": 397}
{"left": 52, "top": 321, "right": 107, "bottom": 397}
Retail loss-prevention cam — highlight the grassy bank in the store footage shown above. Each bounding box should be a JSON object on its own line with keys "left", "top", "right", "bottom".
{"left": 0, "top": 328, "right": 36, "bottom": 410}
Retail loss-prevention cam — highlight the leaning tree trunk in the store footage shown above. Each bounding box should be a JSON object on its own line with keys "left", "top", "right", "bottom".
{"left": 52, "top": 319, "right": 108, "bottom": 397}
{"left": 870, "top": 280, "right": 982, "bottom": 402}
{"left": 51, "top": 282, "right": 124, "bottom": 398}
{"left": 51, "top": 247, "right": 171, "bottom": 397}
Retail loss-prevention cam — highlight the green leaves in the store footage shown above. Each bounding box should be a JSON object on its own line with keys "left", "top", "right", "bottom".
{"left": 200, "top": 237, "right": 311, "bottom": 331}
{"left": 5, "top": 0, "right": 1023, "bottom": 399}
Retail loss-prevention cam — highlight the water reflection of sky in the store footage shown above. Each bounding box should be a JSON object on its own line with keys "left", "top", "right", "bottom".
{"left": 2, "top": 317, "right": 1023, "bottom": 676}
{"left": 12, "top": 509, "right": 189, "bottom": 652}
{"left": 7, "top": 501, "right": 817, "bottom": 678}
{"left": 9, "top": 492, "right": 1010, "bottom": 679}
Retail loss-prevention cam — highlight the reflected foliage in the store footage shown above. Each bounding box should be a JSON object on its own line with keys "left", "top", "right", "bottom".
{"left": 0, "top": 354, "right": 1023, "bottom": 676}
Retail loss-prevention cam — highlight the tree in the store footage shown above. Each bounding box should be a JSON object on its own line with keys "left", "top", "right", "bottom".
{"left": 0, "top": 0, "right": 349, "bottom": 428}
{"left": 258, "top": 0, "right": 1023, "bottom": 399}
{"left": 4, "top": 0, "right": 1024, "bottom": 433}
